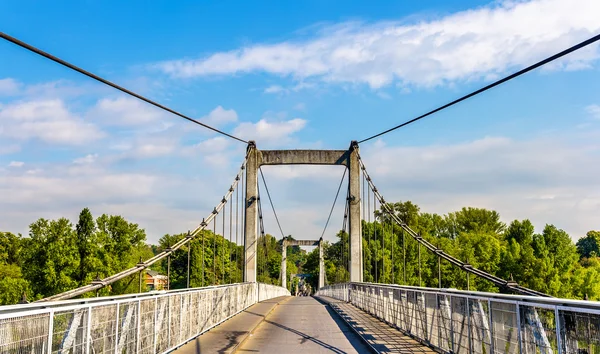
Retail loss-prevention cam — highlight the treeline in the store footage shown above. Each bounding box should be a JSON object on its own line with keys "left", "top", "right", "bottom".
{"left": 300, "top": 202, "right": 600, "bottom": 300}
{"left": 1, "top": 202, "right": 598, "bottom": 305}
{"left": 0, "top": 208, "right": 244, "bottom": 305}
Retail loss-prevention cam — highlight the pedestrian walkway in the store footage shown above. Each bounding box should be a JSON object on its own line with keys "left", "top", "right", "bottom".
{"left": 174, "top": 296, "right": 288, "bottom": 354}
{"left": 236, "top": 296, "right": 372, "bottom": 353}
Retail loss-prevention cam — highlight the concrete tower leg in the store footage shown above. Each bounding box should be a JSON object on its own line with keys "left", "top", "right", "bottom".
{"left": 244, "top": 142, "right": 259, "bottom": 283}
{"left": 319, "top": 238, "right": 325, "bottom": 289}
{"left": 348, "top": 141, "right": 363, "bottom": 282}
{"left": 281, "top": 241, "right": 287, "bottom": 289}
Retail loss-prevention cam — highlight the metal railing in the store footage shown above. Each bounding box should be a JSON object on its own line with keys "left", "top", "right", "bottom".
{"left": 316, "top": 282, "right": 600, "bottom": 354}
{"left": 0, "top": 282, "right": 290, "bottom": 354}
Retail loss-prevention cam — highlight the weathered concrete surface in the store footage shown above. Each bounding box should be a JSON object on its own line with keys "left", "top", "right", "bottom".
{"left": 173, "top": 296, "right": 289, "bottom": 354}
{"left": 260, "top": 149, "right": 349, "bottom": 166}
{"left": 245, "top": 143, "right": 362, "bottom": 284}
{"left": 317, "top": 296, "right": 436, "bottom": 353}
{"left": 236, "top": 296, "right": 372, "bottom": 353}
{"left": 348, "top": 142, "right": 362, "bottom": 282}
{"left": 244, "top": 142, "right": 259, "bottom": 283}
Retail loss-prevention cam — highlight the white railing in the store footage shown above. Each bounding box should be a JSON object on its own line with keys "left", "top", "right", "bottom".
{"left": 0, "top": 282, "right": 290, "bottom": 354}
{"left": 316, "top": 282, "right": 600, "bottom": 354}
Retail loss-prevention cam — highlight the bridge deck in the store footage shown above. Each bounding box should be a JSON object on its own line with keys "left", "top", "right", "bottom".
{"left": 174, "top": 296, "right": 288, "bottom": 354}
{"left": 236, "top": 296, "right": 371, "bottom": 353}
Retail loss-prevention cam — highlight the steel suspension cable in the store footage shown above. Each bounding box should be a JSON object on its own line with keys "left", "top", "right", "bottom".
{"left": 229, "top": 191, "right": 233, "bottom": 284}
{"left": 201, "top": 224, "right": 205, "bottom": 287}
{"left": 367, "top": 174, "right": 371, "bottom": 280}
{"left": 222, "top": 197, "right": 226, "bottom": 284}
{"left": 362, "top": 169, "right": 366, "bottom": 279}
{"left": 320, "top": 168, "right": 348, "bottom": 240}
{"left": 240, "top": 167, "right": 245, "bottom": 283}
{"left": 259, "top": 168, "right": 286, "bottom": 240}
{"left": 0, "top": 32, "right": 248, "bottom": 144}
{"left": 213, "top": 210, "right": 217, "bottom": 285}
{"left": 374, "top": 191, "right": 378, "bottom": 283}
{"left": 256, "top": 184, "right": 267, "bottom": 280}
{"left": 187, "top": 231, "right": 191, "bottom": 288}
{"left": 342, "top": 187, "right": 350, "bottom": 281}
{"left": 358, "top": 32, "right": 600, "bottom": 143}
{"left": 236, "top": 175, "right": 240, "bottom": 283}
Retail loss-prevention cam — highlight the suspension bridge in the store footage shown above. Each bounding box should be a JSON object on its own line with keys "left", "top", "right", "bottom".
{"left": 1, "top": 31, "right": 600, "bottom": 354}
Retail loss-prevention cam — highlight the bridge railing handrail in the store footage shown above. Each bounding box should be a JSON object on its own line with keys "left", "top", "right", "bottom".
{"left": 0, "top": 282, "right": 290, "bottom": 353}
{"left": 317, "top": 282, "right": 600, "bottom": 353}
{"left": 0, "top": 282, "right": 250, "bottom": 316}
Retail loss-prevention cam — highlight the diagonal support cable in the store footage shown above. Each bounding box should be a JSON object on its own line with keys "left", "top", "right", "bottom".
{"left": 259, "top": 168, "right": 286, "bottom": 240}
{"left": 320, "top": 168, "right": 348, "bottom": 240}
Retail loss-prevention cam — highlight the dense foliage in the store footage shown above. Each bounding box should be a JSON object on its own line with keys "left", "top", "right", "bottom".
{"left": 0, "top": 202, "right": 598, "bottom": 305}
{"left": 300, "top": 202, "right": 600, "bottom": 300}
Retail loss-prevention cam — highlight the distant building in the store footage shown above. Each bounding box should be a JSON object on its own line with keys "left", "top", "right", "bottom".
{"left": 145, "top": 270, "right": 168, "bottom": 290}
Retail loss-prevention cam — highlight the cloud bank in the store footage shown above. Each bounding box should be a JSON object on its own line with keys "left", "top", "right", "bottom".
{"left": 154, "top": 0, "right": 600, "bottom": 88}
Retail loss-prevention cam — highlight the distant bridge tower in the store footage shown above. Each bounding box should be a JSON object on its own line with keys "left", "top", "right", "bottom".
{"left": 280, "top": 238, "right": 325, "bottom": 290}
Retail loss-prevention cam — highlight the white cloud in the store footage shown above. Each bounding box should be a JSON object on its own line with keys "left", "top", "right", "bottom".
{"left": 133, "top": 140, "right": 177, "bottom": 158}
{"left": 264, "top": 85, "right": 287, "bottom": 94}
{"left": 233, "top": 118, "right": 306, "bottom": 144}
{"left": 586, "top": 104, "right": 600, "bottom": 120}
{"left": 0, "top": 144, "right": 20, "bottom": 155}
{"left": 201, "top": 106, "right": 238, "bottom": 126}
{"left": 73, "top": 154, "right": 98, "bottom": 164}
{"left": 89, "top": 96, "right": 167, "bottom": 127}
{"left": 359, "top": 134, "right": 600, "bottom": 239}
{"left": 155, "top": 0, "right": 600, "bottom": 88}
{"left": 0, "top": 78, "right": 20, "bottom": 96}
{"left": 8, "top": 161, "right": 24, "bottom": 167}
{"left": 293, "top": 103, "right": 306, "bottom": 111}
{"left": 0, "top": 99, "right": 104, "bottom": 145}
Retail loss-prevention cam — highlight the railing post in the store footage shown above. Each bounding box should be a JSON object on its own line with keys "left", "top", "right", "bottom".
{"left": 437, "top": 294, "right": 441, "bottom": 349}
{"left": 516, "top": 303, "right": 522, "bottom": 354}
{"left": 114, "top": 304, "right": 120, "bottom": 354}
{"left": 179, "top": 294, "right": 183, "bottom": 345}
{"left": 47, "top": 310, "right": 54, "bottom": 354}
{"left": 166, "top": 296, "right": 171, "bottom": 347}
{"left": 467, "top": 297, "right": 472, "bottom": 354}
{"left": 136, "top": 300, "right": 141, "bottom": 354}
{"left": 153, "top": 297, "right": 158, "bottom": 354}
{"left": 450, "top": 296, "right": 455, "bottom": 353}
{"left": 488, "top": 299, "right": 494, "bottom": 354}
{"left": 555, "top": 306, "right": 562, "bottom": 354}
{"left": 86, "top": 306, "right": 93, "bottom": 354}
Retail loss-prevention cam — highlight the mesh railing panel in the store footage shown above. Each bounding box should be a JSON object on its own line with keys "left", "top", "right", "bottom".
{"left": 0, "top": 282, "right": 289, "bottom": 354}
{"left": 316, "top": 282, "right": 600, "bottom": 354}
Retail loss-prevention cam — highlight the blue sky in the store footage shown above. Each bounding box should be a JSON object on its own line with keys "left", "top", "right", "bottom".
{"left": 1, "top": 0, "right": 599, "bottom": 243}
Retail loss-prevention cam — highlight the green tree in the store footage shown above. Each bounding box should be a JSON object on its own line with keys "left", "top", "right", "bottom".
{"left": 75, "top": 208, "right": 97, "bottom": 286}
{"left": 576, "top": 231, "right": 600, "bottom": 258}
{"left": 22, "top": 218, "right": 80, "bottom": 298}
